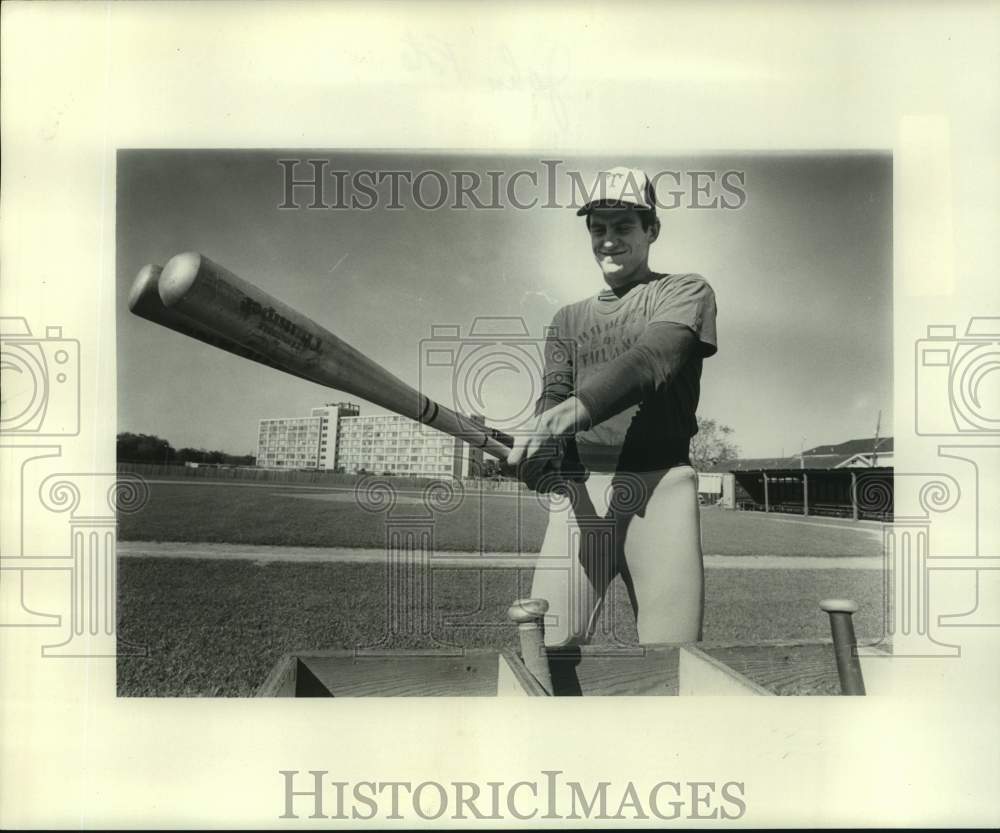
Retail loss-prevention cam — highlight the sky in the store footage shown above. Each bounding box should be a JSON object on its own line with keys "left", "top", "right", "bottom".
{"left": 116, "top": 151, "right": 892, "bottom": 458}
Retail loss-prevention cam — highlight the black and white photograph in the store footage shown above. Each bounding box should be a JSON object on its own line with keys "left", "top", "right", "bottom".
{"left": 115, "top": 151, "right": 892, "bottom": 699}
{"left": 2, "top": 1, "right": 998, "bottom": 828}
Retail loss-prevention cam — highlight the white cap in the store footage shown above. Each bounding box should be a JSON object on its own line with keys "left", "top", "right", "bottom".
{"left": 576, "top": 166, "right": 658, "bottom": 216}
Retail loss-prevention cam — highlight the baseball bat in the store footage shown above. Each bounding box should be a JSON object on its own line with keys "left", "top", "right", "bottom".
{"left": 507, "top": 598, "right": 553, "bottom": 695}
{"left": 128, "top": 264, "right": 319, "bottom": 386}
{"left": 819, "top": 598, "right": 866, "bottom": 695}
{"left": 135, "top": 253, "right": 513, "bottom": 460}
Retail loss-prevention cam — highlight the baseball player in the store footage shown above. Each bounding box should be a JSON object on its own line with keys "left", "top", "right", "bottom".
{"left": 507, "top": 166, "right": 718, "bottom": 646}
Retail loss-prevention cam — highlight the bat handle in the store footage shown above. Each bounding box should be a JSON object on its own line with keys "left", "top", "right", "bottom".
{"left": 507, "top": 598, "right": 553, "bottom": 695}
{"left": 488, "top": 427, "right": 515, "bottom": 450}
{"left": 820, "top": 598, "right": 866, "bottom": 695}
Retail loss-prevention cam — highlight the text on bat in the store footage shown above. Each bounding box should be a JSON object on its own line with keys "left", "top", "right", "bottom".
{"left": 240, "top": 297, "right": 323, "bottom": 352}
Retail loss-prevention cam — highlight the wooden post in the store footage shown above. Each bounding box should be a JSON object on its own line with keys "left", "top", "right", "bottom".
{"left": 851, "top": 471, "right": 859, "bottom": 521}
{"left": 762, "top": 473, "right": 770, "bottom": 513}
{"left": 803, "top": 471, "right": 809, "bottom": 517}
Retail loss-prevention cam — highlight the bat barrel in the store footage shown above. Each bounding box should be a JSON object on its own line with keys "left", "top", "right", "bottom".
{"left": 128, "top": 263, "right": 319, "bottom": 383}
{"left": 154, "top": 252, "right": 512, "bottom": 460}
{"left": 127, "top": 263, "right": 164, "bottom": 313}
{"left": 507, "top": 598, "right": 553, "bottom": 695}
{"left": 819, "top": 598, "right": 866, "bottom": 695}
{"left": 159, "top": 252, "right": 334, "bottom": 376}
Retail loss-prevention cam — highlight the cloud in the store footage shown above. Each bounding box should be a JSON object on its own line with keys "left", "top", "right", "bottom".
{"left": 519, "top": 289, "right": 560, "bottom": 308}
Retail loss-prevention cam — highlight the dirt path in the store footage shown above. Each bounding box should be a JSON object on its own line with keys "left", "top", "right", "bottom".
{"left": 117, "top": 541, "right": 883, "bottom": 570}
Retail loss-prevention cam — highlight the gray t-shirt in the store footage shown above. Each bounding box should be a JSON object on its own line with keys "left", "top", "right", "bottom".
{"left": 537, "top": 272, "right": 718, "bottom": 473}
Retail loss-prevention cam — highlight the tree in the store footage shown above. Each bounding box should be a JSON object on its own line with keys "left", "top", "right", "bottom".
{"left": 119, "top": 434, "right": 256, "bottom": 467}
{"left": 117, "top": 432, "right": 175, "bottom": 464}
{"left": 175, "top": 447, "right": 208, "bottom": 464}
{"left": 689, "top": 417, "right": 740, "bottom": 471}
{"left": 481, "top": 458, "right": 509, "bottom": 480}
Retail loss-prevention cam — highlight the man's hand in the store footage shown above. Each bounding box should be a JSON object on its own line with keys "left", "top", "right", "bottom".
{"left": 507, "top": 396, "right": 592, "bottom": 490}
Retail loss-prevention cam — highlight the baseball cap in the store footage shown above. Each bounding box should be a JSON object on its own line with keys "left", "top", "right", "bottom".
{"left": 575, "top": 166, "right": 658, "bottom": 216}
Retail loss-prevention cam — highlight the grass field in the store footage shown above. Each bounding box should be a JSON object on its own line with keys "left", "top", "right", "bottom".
{"left": 119, "top": 481, "right": 881, "bottom": 557}
{"left": 116, "top": 478, "right": 887, "bottom": 696}
{"left": 117, "top": 558, "right": 887, "bottom": 696}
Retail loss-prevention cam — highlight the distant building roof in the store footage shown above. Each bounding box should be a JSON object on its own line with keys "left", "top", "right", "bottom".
{"left": 704, "top": 457, "right": 798, "bottom": 473}
{"left": 802, "top": 436, "right": 893, "bottom": 456}
{"left": 704, "top": 436, "right": 894, "bottom": 473}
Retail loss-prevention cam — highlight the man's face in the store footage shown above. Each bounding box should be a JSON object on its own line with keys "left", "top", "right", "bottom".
{"left": 587, "top": 208, "right": 659, "bottom": 287}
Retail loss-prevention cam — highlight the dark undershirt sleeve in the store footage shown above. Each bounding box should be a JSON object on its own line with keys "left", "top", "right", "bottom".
{"left": 534, "top": 312, "right": 575, "bottom": 416}
{"left": 574, "top": 321, "right": 698, "bottom": 427}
